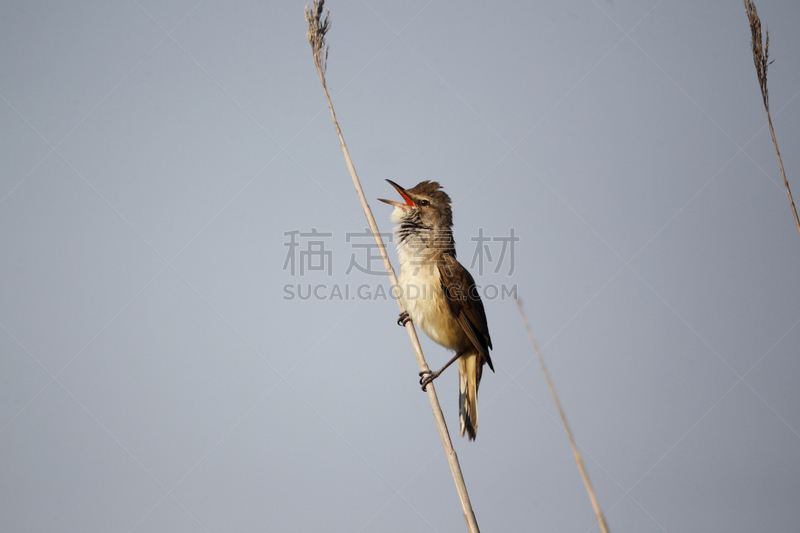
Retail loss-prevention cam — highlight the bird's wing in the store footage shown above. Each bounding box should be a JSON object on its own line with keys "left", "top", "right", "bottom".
{"left": 438, "top": 253, "right": 494, "bottom": 371}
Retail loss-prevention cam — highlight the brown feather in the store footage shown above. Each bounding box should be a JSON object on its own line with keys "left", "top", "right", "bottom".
{"left": 438, "top": 254, "right": 494, "bottom": 371}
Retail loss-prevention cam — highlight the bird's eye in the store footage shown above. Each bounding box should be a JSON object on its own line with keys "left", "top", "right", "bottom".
{"left": 419, "top": 199, "right": 430, "bottom": 207}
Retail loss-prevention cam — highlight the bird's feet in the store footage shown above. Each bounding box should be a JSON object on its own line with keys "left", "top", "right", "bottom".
{"left": 397, "top": 311, "right": 412, "bottom": 327}
{"left": 419, "top": 369, "right": 442, "bottom": 392}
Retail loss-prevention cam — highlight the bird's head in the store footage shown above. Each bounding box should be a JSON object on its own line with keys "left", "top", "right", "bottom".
{"left": 378, "top": 180, "right": 453, "bottom": 230}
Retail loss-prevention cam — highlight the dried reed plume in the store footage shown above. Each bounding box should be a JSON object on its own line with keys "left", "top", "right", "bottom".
{"left": 516, "top": 299, "right": 610, "bottom": 533}
{"left": 305, "top": 2, "right": 480, "bottom": 531}
{"left": 305, "top": 0, "right": 330, "bottom": 78}
{"left": 744, "top": 0, "right": 800, "bottom": 236}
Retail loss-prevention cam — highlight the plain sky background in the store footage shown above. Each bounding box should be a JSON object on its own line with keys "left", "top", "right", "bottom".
{"left": 2, "top": 0, "right": 799, "bottom": 531}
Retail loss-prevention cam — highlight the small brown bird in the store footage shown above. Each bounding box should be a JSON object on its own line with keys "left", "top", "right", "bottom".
{"left": 379, "top": 180, "right": 494, "bottom": 439}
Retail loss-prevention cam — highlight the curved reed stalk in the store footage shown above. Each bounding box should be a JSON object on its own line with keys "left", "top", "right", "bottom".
{"left": 516, "top": 298, "right": 610, "bottom": 533}
{"left": 744, "top": 0, "right": 800, "bottom": 236}
{"left": 304, "top": 2, "right": 480, "bottom": 531}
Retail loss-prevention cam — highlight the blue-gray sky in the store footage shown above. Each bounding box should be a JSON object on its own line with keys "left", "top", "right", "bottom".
{"left": 2, "top": 1, "right": 799, "bottom": 531}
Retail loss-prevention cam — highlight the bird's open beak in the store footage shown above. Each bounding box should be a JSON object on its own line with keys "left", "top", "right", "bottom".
{"left": 378, "top": 179, "right": 416, "bottom": 209}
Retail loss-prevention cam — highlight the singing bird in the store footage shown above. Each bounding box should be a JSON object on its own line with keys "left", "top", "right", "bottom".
{"left": 379, "top": 180, "right": 494, "bottom": 440}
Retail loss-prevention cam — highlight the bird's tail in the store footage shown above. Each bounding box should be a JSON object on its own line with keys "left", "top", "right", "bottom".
{"left": 459, "top": 352, "right": 483, "bottom": 440}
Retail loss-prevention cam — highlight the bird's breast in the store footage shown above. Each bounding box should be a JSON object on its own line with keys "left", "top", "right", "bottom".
{"left": 399, "top": 262, "right": 470, "bottom": 353}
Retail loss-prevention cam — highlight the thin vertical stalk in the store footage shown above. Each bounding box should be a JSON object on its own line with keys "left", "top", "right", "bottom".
{"left": 744, "top": 0, "right": 800, "bottom": 236}
{"left": 304, "top": 3, "right": 480, "bottom": 531}
{"left": 516, "top": 298, "right": 610, "bottom": 533}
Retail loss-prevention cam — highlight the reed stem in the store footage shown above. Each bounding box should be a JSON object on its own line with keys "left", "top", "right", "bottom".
{"left": 516, "top": 298, "right": 610, "bottom": 533}
{"left": 304, "top": 3, "right": 480, "bottom": 530}
{"left": 744, "top": 0, "right": 800, "bottom": 236}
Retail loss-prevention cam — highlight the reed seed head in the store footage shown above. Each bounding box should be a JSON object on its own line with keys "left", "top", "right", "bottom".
{"left": 305, "top": 0, "right": 331, "bottom": 76}
{"left": 744, "top": 0, "right": 773, "bottom": 109}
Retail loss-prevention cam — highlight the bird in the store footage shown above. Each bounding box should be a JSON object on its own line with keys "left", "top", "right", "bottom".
{"left": 379, "top": 180, "right": 494, "bottom": 440}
